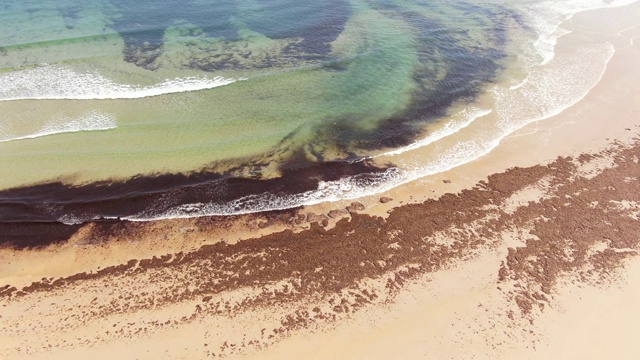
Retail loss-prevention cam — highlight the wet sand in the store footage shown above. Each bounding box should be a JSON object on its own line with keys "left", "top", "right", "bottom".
{"left": 2, "top": 4, "right": 640, "bottom": 359}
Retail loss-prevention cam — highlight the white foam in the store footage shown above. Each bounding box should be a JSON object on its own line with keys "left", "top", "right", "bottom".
{"left": 126, "top": 136, "right": 503, "bottom": 222}
{"left": 0, "top": 65, "right": 242, "bottom": 101}
{"left": 59, "top": 214, "right": 94, "bottom": 226}
{"left": 0, "top": 110, "right": 117, "bottom": 142}
{"left": 495, "top": 42, "right": 615, "bottom": 133}
{"left": 125, "top": 167, "right": 406, "bottom": 221}
{"left": 125, "top": 132, "right": 508, "bottom": 222}
{"left": 377, "top": 107, "right": 492, "bottom": 157}
{"left": 518, "top": 0, "right": 639, "bottom": 67}
{"left": 508, "top": 75, "right": 529, "bottom": 90}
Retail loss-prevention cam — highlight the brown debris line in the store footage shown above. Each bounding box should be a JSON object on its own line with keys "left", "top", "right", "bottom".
{"left": 1, "top": 138, "right": 640, "bottom": 357}
{"left": 2, "top": 143, "right": 636, "bottom": 302}
{"left": 0, "top": 158, "right": 550, "bottom": 302}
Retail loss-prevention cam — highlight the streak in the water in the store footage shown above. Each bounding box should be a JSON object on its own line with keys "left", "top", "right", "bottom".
{"left": 0, "top": 111, "right": 116, "bottom": 143}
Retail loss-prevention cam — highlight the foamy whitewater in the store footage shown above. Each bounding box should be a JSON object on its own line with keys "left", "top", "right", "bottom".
{"left": 0, "top": 65, "right": 240, "bottom": 101}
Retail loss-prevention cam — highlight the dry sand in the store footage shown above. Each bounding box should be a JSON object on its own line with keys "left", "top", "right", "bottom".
{"left": 2, "top": 4, "right": 640, "bottom": 359}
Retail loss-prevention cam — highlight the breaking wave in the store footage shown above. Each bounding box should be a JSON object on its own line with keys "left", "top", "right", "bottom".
{"left": 0, "top": 65, "right": 242, "bottom": 101}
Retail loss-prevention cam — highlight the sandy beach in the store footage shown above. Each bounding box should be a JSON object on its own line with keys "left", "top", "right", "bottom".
{"left": 2, "top": 3, "right": 640, "bottom": 359}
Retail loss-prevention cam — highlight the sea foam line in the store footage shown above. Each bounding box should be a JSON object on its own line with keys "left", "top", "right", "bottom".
{"left": 508, "top": 75, "right": 530, "bottom": 90}
{"left": 376, "top": 107, "right": 492, "bottom": 158}
{"left": 0, "top": 65, "right": 242, "bottom": 101}
{"left": 0, "top": 110, "right": 116, "bottom": 143}
{"left": 125, "top": 138, "right": 501, "bottom": 222}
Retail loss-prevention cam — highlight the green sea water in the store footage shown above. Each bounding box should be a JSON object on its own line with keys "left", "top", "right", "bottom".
{"left": 0, "top": 0, "right": 507, "bottom": 189}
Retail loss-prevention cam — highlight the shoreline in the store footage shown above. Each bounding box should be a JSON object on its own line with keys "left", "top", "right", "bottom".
{"left": 2, "top": 3, "right": 640, "bottom": 359}
{"left": 0, "top": 3, "right": 634, "bottom": 244}
{"left": 2, "top": 133, "right": 639, "bottom": 358}
{"left": 2, "top": 0, "right": 640, "bottom": 293}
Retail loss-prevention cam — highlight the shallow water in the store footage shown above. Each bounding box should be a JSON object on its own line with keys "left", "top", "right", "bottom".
{"left": 0, "top": 0, "right": 638, "bottom": 225}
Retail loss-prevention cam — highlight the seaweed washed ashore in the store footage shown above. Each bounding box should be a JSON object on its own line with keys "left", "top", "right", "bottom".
{"left": 2, "top": 133, "right": 640, "bottom": 358}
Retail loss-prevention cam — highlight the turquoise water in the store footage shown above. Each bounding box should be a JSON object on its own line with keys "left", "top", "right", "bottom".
{"left": 0, "top": 0, "right": 638, "bottom": 223}
{"left": 0, "top": 0, "right": 506, "bottom": 185}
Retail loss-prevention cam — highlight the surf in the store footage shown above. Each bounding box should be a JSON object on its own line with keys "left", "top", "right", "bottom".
{"left": 0, "top": 65, "right": 242, "bottom": 101}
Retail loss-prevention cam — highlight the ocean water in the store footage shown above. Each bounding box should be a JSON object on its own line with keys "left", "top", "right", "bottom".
{"left": 0, "top": 0, "right": 638, "bottom": 225}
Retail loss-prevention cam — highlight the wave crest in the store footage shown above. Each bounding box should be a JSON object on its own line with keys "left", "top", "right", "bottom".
{"left": 0, "top": 65, "right": 242, "bottom": 101}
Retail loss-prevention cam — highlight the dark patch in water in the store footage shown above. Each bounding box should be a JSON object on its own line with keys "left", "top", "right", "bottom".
{"left": 59, "top": 5, "right": 81, "bottom": 30}
{"left": 303, "top": 3, "right": 514, "bottom": 153}
{"left": 278, "top": 0, "right": 351, "bottom": 55}
{"left": 104, "top": 0, "right": 351, "bottom": 70}
{"left": 0, "top": 157, "right": 389, "bottom": 248}
{"left": 106, "top": 1, "right": 240, "bottom": 70}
